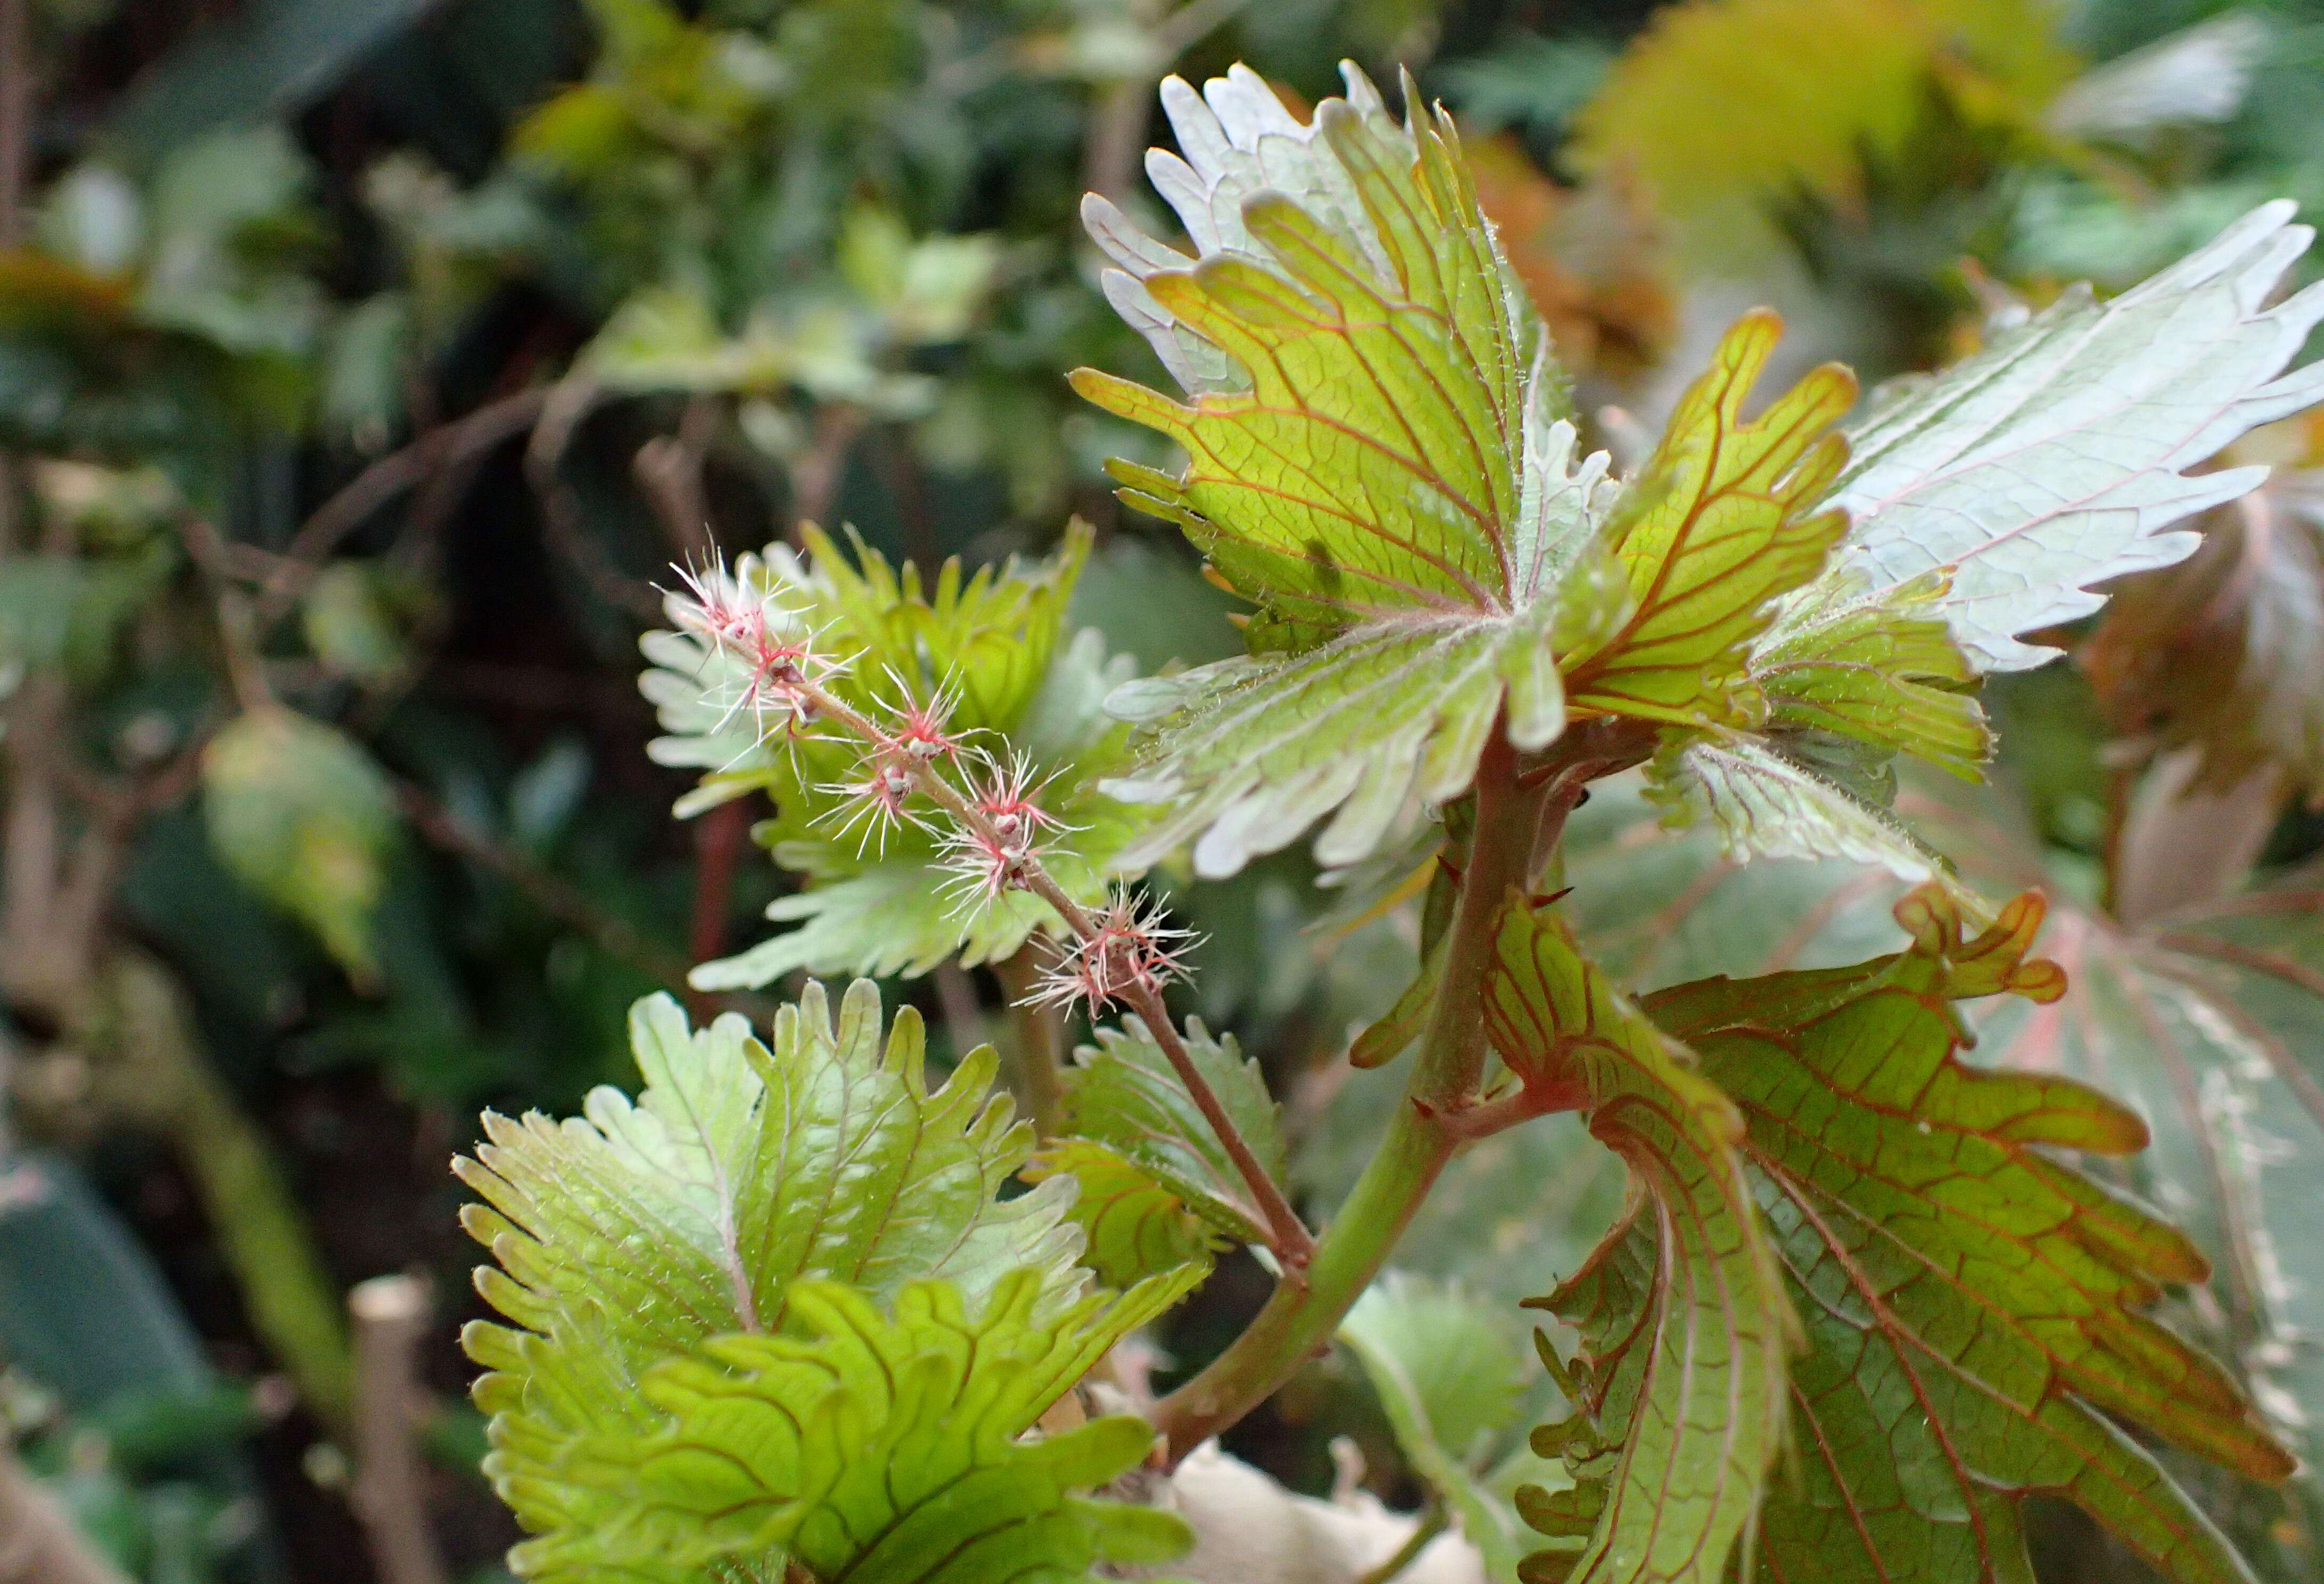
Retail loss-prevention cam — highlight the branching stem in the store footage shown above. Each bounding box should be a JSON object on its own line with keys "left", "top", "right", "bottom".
{"left": 1147, "top": 727, "right": 1556, "bottom": 1459}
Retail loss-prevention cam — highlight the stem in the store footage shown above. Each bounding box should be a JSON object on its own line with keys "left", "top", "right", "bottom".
{"left": 1356, "top": 1503, "right": 1448, "bottom": 1584}
{"left": 793, "top": 679, "right": 1313, "bottom": 1265}
{"left": 1148, "top": 732, "right": 1551, "bottom": 1458}
{"left": 348, "top": 1275, "right": 451, "bottom": 1584}
{"left": 993, "top": 948, "right": 1068, "bottom": 1140}
{"left": 265, "top": 388, "right": 549, "bottom": 624}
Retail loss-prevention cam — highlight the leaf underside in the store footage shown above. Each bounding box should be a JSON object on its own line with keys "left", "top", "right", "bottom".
{"left": 1815, "top": 199, "right": 2324, "bottom": 672}
{"left": 1639, "top": 889, "right": 2290, "bottom": 1584}
{"left": 1481, "top": 898, "right": 1793, "bottom": 1584}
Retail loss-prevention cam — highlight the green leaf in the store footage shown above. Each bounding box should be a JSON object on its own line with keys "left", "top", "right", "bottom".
{"left": 1032, "top": 1014, "right": 1285, "bottom": 1255}
{"left": 558, "top": 1270, "right": 1195, "bottom": 1583}
{"left": 1022, "top": 1140, "right": 1217, "bottom": 1290}
{"left": 1644, "top": 887, "right": 2290, "bottom": 1584}
{"left": 1645, "top": 729, "right": 1955, "bottom": 889}
{"left": 1811, "top": 200, "right": 2324, "bottom": 672}
{"left": 1340, "top": 1272, "right": 1539, "bottom": 1578}
{"left": 0, "top": 543, "right": 172, "bottom": 680}
{"left": 1479, "top": 898, "right": 1793, "bottom": 1584}
{"left": 201, "top": 708, "right": 395, "bottom": 983}
{"left": 1750, "top": 570, "right": 1989, "bottom": 775}
{"left": 1072, "top": 65, "right": 1533, "bottom": 641}
{"left": 1964, "top": 876, "right": 2324, "bottom": 1575}
{"left": 1102, "top": 600, "right": 1565, "bottom": 877}
{"left": 1559, "top": 309, "right": 1855, "bottom": 728}
{"left": 455, "top": 984, "right": 1091, "bottom": 1577}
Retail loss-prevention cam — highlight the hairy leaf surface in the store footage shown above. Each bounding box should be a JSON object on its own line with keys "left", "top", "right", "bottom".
{"left": 1102, "top": 604, "right": 1565, "bottom": 877}
{"left": 1075, "top": 68, "right": 1632, "bottom": 876}
{"left": 1646, "top": 730, "right": 1954, "bottom": 887}
{"left": 1643, "top": 888, "right": 2290, "bottom": 1584}
{"left": 1810, "top": 200, "right": 2324, "bottom": 671}
{"left": 1481, "top": 900, "right": 1792, "bottom": 1584}
{"left": 455, "top": 984, "right": 1089, "bottom": 1578}
{"left": 1750, "top": 572, "right": 1989, "bottom": 776}
{"left": 1073, "top": 66, "right": 1529, "bottom": 639}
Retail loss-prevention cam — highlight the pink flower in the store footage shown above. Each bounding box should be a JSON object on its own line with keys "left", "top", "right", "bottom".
{"left": 820, "top": 746, "right": 919, "bottom": 854}
{"left": 970, "top": 750, "right": 1063, "bottom": 846}
{"left": 881, "top": 669, "right": 966, "bottom": 764}
{"left": 1028, "top": 889, "right": 1197, "bottom": 1016}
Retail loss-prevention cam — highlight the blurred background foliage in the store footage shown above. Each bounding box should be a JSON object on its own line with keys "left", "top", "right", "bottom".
{"left": 5, "top": 0, "right": 2324, "bottom": 1579}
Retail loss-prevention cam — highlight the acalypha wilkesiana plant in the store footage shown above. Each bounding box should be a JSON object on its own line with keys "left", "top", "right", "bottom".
{"left": 454, "top": 62, "right": 2324, "bottom": 1584}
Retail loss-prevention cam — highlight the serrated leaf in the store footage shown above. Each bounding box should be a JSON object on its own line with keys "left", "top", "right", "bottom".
{"left": 1960, "top": 873, "right": 2324, "bottom": 1575}
{"left": 1643, "top": 887, "right": 2290, "bottom": 1584}
{"left": 558, "top": 1269, "right": 1196, "bottom": 1583}
{"left": 455, "top": 984, "right": 1089, "bottom": 1579}
{"left": 1072, "top": 65, "right": 1531, "bottom": 641}
{"left": 1480, "top": 898, "right": 1792, "bottom": 1584}
{"left": 1033, "top": 1015, "right": 1284, "bottom": 1251}
{"left": 2083, "top": 474, "right": 2324, "bottom": 799}
{"left": 1340, "top": 1272, "right": 1538, "bottom": 1577}
{"left": 1646, "top": 729, "right": 1956, "bottom": 889}
{"left": 1751, "top": 571, "right": 1989, "bottom": 775}
{"left": 201, "top": 707, "right": 395, "bottom": 983}
{"left": 1812, "top": 200, "right": 2324, "bottom": 672}
{"left": 1023, "top": 1140, "right": 1217, "bottom": 1289}
{"left": 1560, "top": 309, "right": 1855, "bottom": 728}
{"left": 1101, "top": 603, "right": 1564, "bottom": 878}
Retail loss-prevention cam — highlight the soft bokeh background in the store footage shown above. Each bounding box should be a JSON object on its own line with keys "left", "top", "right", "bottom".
{"left": 6, "top": 1, "right": 2324, "bottom": 1579}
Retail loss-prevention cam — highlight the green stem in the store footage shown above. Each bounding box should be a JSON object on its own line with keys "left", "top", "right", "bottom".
{"left": 1150, "top": 733, "right": 1550, "bottom": 1458}
{"left": 992, "top": 947, "right": 1068, "bottom": 1140}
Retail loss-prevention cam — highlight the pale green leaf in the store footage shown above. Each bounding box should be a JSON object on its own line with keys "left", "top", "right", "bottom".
{"left": 1813, "top": 200, "right": 2324, "bottom": 672}
{"left": 455, "top": 983, "right": 1087, "bottom": 1579}
{"left": 1103, "top": 602, "right": 1564, "bottom": 878}
{"left": 1340, "top": 1272, "right": 1538, "bottom": 1578}
{"left": 1749, "top": 570, "right": 1989, "bottom": 775}
{"left": 1645, "top": 729, "right": 1955, "bottom": 888}
{"left": 559, "top": 1269, "right": 1197, "bottom": 1583}
{"left": 1034, "top": 1014, "right": 1285, "bottom": 1251}
{"left": 1073, "top": 64, "right": 1537, "bottom": 641}
{"left": 1023, "top": 1140, "right": 1217, "bottom": 1289}
{"left": 201, "top": 708, "right": 395, "bottom": 983}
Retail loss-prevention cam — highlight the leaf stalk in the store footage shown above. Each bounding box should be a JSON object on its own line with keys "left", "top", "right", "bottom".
{"left": 1147, "top": 724, "right": 1557, "bottom": 1458}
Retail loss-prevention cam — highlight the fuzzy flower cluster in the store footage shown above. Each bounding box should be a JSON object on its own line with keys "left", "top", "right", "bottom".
{"left": 671, "top": 558, "right": 834, "bottom": 741}
{"left": 933, "top": 752, "right": 1067, "bottom": 905}
{"left": 669, "top": 552, "right": 1195, "bottom": 1015}
{"left": 1027, "top": 888, "right": 1197, "bottom": 1017}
